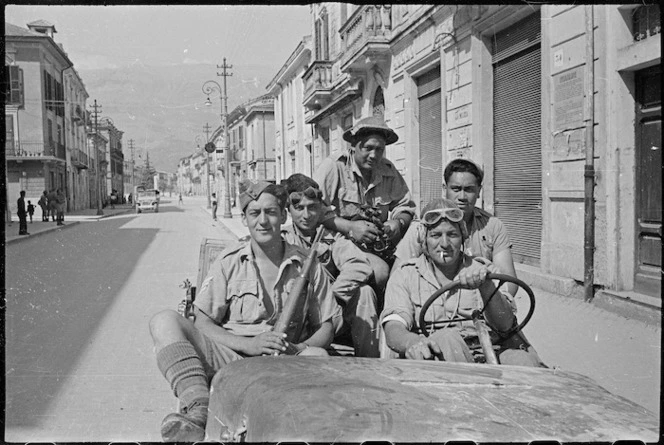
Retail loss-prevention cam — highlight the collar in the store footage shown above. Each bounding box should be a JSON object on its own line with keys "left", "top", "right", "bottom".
{"left": 238, "top": 240, "right": 305, "bottom": 267}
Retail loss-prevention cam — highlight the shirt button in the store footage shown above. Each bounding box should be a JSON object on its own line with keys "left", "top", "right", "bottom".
{"left": 258, "top": 302, "right": 263, "bottom": 306}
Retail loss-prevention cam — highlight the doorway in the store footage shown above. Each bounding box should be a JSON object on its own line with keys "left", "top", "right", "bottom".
{"left": 634, "top": 64, "right": 662, "bottom": 296}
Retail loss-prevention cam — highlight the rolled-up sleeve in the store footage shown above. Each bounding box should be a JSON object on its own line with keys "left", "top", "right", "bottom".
{"left": 193, "top": 258, "right": 230, "bottom": 324}
{"left": 313, "top": 157, "right": 340, "bottom": 209}
{"left": 380, "top": 265, "right": 416, "bottom": 331}
{"left": 387, "top": 174, "right": 416, "bottom": 219}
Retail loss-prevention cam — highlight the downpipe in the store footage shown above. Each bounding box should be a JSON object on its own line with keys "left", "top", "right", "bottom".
{"left": 584, "top": 5, "right": 596, "bottom": 302}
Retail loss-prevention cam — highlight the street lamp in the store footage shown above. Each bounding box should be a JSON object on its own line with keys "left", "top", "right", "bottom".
{"left": 202, "top": 79, "right": 232, "bottom": 218}
{"left": 195, "top": 133, "right": 212, "bottom": 209}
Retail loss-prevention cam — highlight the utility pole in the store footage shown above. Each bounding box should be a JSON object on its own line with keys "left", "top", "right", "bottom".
{"left": 218, "top": 58, "right": 233, "bottom": 218}
{"left": 128, "top": 139, "right": 136, "bottom": 196}
{"left": 203, "top": 122, "right": 212, "bottom": 209}
{"left": 89, "top": 100, "right": 103, "bottom": 215}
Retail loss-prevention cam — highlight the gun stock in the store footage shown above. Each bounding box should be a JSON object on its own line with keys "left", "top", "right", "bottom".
{"left": 273, "top": 226, "right": 325, "bottom": 342}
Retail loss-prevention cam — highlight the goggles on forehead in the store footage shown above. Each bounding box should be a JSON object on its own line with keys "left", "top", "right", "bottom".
{"left": 288, "top": 186, "right": 323, "bottom": 203}
{"left": 421, "top": 207, "right": 464, "bottom": 226}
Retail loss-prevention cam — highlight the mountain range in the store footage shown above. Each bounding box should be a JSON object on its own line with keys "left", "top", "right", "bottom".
{"left": 79, "top": 61, "right": 277, "bottom": 172}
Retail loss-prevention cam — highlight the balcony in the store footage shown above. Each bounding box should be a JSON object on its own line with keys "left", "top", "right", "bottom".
{"left": 339, "top": 5, "right": 393, "bottom": 72}
{"left": 71, "top": 148, "right": 89, "bottom": 169}
{"left": 71, "top": 104, "right": 85, "bottom": 125}
{"left": 5, "top": 141, "right": 66, "bottom": 162}
{"left": 303, "top": 61, "right": 334, "bottom": 110}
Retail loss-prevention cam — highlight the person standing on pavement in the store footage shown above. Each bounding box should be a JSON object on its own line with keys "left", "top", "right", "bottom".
{"left": 55, "top": 188, "right": 66, "bottom": 226}
{"left": 110, "top": 189, "right": 118, "bottom": 209}
{"left": 211, "top": 192, "right": 218, "bottom": 221}
{"left": 314, "top": 116, "right": 416, "bottom": 297}
{"left": 17, "top": 190, "right": 29, "bottom": 235}
{"left": 149, "top": 179, "right": 342, "bottom": 441}
{"left": 178, "top": 193, "right": 183, "bottom": 205}
{"left": 27, "top": 200, "right": 35, "bottom": 223}
{"left": 47, "top": 189, "right": 57, "bottom": 222}
{"left": 281, "top": 173, "right": 380, "bottom": 357}
{"left": 38, "top": 191, "right": 48, "bottom": 221}
{"left": 393, "top": 158, "right": 519, "bottom": 296}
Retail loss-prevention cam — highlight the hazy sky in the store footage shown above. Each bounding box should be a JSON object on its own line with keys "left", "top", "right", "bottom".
{"left": 5, "top": 5, "right": 312, "bottom": 71}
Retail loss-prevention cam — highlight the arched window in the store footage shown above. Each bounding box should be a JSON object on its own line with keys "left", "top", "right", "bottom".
{"left": 372, "top": 87, "right": 385, "bottom": 117}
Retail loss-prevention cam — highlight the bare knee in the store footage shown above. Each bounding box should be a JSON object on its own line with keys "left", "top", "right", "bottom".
{"left": 299, "top": 346, "right": 328, "bottom": 356}
{"left": 149, "top": 309, "right": 188, "bottom": 347}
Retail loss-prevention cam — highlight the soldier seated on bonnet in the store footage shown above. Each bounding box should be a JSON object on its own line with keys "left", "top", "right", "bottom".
{"left": 149, "top": 179, "right": 343, "bottom": 442}
{"left": 313, "top": 116, "right": 416, "bottom": 296}
{"left": 281, "top": 173, "right": 380, "bottom": 358}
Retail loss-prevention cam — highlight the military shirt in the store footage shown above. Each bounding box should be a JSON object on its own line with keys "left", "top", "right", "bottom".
{"left": 194, "top": 240, "right": 343, "bottom": 341}
{"left": 281, "top": 224, "right": 374, "bottom": 304}
{"left": 314, "top": 150, "right": 416, "bottom": 223}
{"left": 380, "top": 254, "right": 516, "bottom": 337}
{"left": 394, "top": 207, "right": 513, "bottom": 262}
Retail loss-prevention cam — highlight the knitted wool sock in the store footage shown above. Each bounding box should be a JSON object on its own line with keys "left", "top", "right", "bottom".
{"left": 157, "top": 340, "right": 209, "bottom": 407}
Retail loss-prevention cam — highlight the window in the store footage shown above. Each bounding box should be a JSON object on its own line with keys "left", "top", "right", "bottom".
{"left": 633, "top": 4, "right": 661, "bottom": 41}
{"left": 5, "top": 65, "right": 24, "bottom": 106}
{"left": 315, "top": 11, "right": 329, "bottom": 60}
{"left": 372, "top": 87, "right": 385, "bottom": 117}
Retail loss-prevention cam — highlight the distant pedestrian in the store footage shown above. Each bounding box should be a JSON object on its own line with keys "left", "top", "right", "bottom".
{"left": 38, "top": 191, "right": 48, "bottom": 221}
{"left": 211, "top": 193, "right": 218, "bottom": 221}
{"left": 110, "top": 189, "right": 118, "bottom": 209}
{"left": 17, "top": 190, "right": 28, "bottom": 235}
{"left": 47, "top": 189, "right": 57, "bottom": 222}
{"left": 27, "top": 200, "right": 35, "bottom": 223}
{"left": 128, "top": 193, "right": 133, "bottom": 204}
{"left": 178, "top": 193, "right": 183, "bottom": 205}
{"left": 55, "top": 188, "right": 66, "bottom": 226}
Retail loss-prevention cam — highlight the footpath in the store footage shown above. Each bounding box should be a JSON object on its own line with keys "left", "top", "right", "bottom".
{"left": 4, "top": 204, "right": 135, "bottom": 245}
{"left": 203, "top": 205, "right": 661, "bottom": 415}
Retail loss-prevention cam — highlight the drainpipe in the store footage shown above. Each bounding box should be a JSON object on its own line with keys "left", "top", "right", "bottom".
{"left": 583, "top": 5, "right": 596, "bottom": 302}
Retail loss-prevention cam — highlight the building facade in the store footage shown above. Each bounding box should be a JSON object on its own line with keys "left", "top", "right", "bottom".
{"left": 86, "top": 129, "right": 108, "bottom": 211}
{"left": 300, "top": 4, "right": 661, "bottom": 306}
{"left": 266, "top": 36, "right": 314, "bottom": 182}
{"left": 63, "top": 66, "right": 89, "bottom": 211}
{"left": 5, "top": 20, "right": 75, "bottom": 214}
{"left": 243, "top": 95, "right": 276, "bottom": 182}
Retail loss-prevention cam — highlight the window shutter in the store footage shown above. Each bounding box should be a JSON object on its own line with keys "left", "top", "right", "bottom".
{"left": 492, "top": 12, "right": 542, "bottom": 264}
{"left": 417, "top": 66, "right": 443, "bottom": 209}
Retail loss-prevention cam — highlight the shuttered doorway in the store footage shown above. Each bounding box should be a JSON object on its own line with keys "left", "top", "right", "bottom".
{"left": 492, "top": 12, "right": 542, "bottom": 265}
{"left": 417, "top": 66, "right": 442, "bottom": 210}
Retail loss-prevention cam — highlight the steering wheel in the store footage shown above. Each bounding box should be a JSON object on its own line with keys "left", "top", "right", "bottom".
{"left": 418, "top": 273, "right": 535, "bottom": 343}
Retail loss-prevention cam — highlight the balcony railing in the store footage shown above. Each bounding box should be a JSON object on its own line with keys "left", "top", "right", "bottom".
{"left": 5, "top": 141, "right": 66, "bottom": 160}
{"left": 339, "top": 5, "right": 392, "bottom": 71}
{"left": 71, "top": 148, "right": 89, "bottom": 168}
{"left": 303, "top": 61, "right": 334, "bottom": 109}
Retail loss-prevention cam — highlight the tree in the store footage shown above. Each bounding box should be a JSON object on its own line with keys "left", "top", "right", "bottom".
{"left": 140, "top": 151, "right": 157, "bottom": 189}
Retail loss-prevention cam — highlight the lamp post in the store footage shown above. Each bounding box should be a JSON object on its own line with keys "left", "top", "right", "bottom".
{"left": 195, "top": 133, "right": 212, "bottom": 208}
{"left": 99, "top": 116, "right": 114, "bottom": 207}
{"left": 202, "top": 78, "right": 232, "bottom": 218}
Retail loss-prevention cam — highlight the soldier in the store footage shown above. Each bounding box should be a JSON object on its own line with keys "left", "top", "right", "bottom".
{"left": 281, "top": 173, "right": 379, "bottom": 357}
{"left": 382, "top": 198, "right": 543, "bottom": 367}
{"left": 394, "top": 158, "right": 519, "bottom": 295}
{"left": 149, "top": 179, "right": 342, "bottom": 442}
{"left": 314, "top": 116, "right": 416, "bottom": 297}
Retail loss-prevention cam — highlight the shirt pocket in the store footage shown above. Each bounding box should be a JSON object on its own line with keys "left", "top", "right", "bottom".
{"left": 226, "top": 280, "right": 263, "bottom": 323}
{"left": 338, "top": 186, "right": 362, "bottom": 219}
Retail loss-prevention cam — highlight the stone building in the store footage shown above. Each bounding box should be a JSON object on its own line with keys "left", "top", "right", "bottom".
{"left": 5, "top": 20, "right": 77, "bottom": 214}
{"left": 266, "top": 36, "right": 314, "bottom": 181}
{"left": 300, "top": 4, "right": 661, "bottom": 313}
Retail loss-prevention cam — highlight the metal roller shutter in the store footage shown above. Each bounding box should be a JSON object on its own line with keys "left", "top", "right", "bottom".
{"left": 417, "top": 67, "right": 442, "bottom": 209}
{"left": 492, "top": 12, "right": 542, "bottom": 265}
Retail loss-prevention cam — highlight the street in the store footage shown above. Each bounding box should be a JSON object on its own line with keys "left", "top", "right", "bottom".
{"left": 4, "top": 197, "right": 660, "bottom": 442}
{"left": 4, "top": 197, "right": 237, "bottom": 442}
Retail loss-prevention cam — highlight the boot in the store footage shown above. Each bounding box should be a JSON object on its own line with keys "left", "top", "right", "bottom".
{"left": 160, "top": 398, "right": 208, "bottom": 442}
